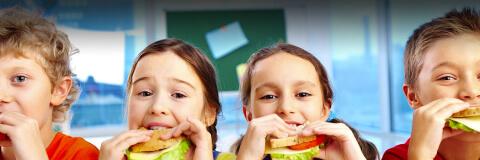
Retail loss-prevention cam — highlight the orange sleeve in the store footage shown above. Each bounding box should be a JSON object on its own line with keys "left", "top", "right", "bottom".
{"left": 47, "top": 133, "right": 99, "bottom": 160}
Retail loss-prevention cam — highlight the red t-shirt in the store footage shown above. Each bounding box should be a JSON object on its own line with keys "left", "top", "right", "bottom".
{"left": 46, "top": 132, "right": 99, "bottom": 160}
{"left": 382, "top": 138, "right": 444, "bottom": 160}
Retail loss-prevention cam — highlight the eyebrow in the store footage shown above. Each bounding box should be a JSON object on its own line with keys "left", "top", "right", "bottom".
{"left": 132, "top": 77, "right": 150, "bottom": 85}
{"left": 431, "top": 62, "right": 459, "bottom": 72}
{"left": 293, "top": 80, "right": 317, "bottom": 87}
{"left": 131, "top": 76, "right": 196, "bottom": 91}
{"left": 172, "top": 78, "right": 196, "bottom": 90}
{"left": 254, "top": 82, "right": 277, "bottom": 93}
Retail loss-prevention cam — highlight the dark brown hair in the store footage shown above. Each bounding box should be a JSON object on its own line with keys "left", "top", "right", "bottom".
{"left": 0, "top": 7, "right": 79, "bottom": 122}
{"left": 126, "top": 38, "right": 221, "bottom": 149}
{"left": 404, "top": 8, "right": 480, "bottom": 89}
{"left": 238, "top": 43, "right": 379, "bottom": 159}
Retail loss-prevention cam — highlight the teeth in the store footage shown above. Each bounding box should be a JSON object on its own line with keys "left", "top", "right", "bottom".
{"left": 149, "top": 126, "right": 168, "bottom": 130}
{"left": 298, "top": 124, "right": 305, "bottom": 129}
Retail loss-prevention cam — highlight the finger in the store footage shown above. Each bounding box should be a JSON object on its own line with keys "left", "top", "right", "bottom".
{"left": 271, "top": 115, "right": 297, "bottom": 130}
{"left": 313, "top": 127, "right": 350, "bottom": 137}
{"left": 116, "top": 135, "right": 151, "bottom": 152}
{"left": 310, "top": 123, "right": 350, "bottom": 136}
{"left": 253, "top": 114, "right": 296, "bottom": 131}
{"left": 0, "top": 112, "right": 25, "bottom": 126}
{"left": 426, "top": 98, "right": 466, "bottom": 113}
{"left": 271, "top": 120, "right": 299, "bottom": 136}
{"left": 302, "top": 121, "right": 328, "bottom": 135}
{"left": 173, "top": 122, "right": 190, "bottom": 137}
{"left": 436, "top": 102, "right": 470, "bottom": 119}
{"left": 249, "top": 116, "right": 297, "bottom": 137}
{"left": 186, "top": 117, "right": 206, "bottom": 134}
{"left": 159, "top": 129, "right": 175, "bottom": 140}
{"left": 264, "top": 125, "right": 289, "bottom": 138}
{"left": 110, "top": 130, "right": 152, "bottom": 146}
{"left": 0, "top": 123, "right": 15, "bottom": 135}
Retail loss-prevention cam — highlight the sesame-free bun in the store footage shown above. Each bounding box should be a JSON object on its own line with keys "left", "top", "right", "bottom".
{"left": 452, "top": 107, "right": 480, "bottom": 118}
{"left": 130, "top": 128, "right": 185, "bottom": 152}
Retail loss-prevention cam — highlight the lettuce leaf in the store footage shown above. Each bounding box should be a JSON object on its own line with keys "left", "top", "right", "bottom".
{"left": 126, "top": 139, "right": 191, "bottom": 160}
{"left": 447, "top": 119, "right": 475, "bottom": 133}
{"left": 267, "top": 146, "right": 320, "bottom": 160}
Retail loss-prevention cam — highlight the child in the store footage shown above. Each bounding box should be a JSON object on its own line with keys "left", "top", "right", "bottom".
{"left": 99, "top": 38, "right": 235, "bottom": 160}
{"left": 382, "top": 8, "right": 480, "bottom": 160}
{"left": 0, "top": 7, "right": 99, "bottom": 159}
{"left": 235, "top": 43, "right": 378, "bottom": 160}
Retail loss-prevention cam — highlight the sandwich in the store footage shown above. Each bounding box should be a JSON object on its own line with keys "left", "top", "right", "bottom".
{"left": 126, "top": 128, "right": 191, "bottom": 160}
{"left": 447, "top": 106, "right": 480, "bottom": 133}
{"left": 265, "top": 134, "right": 326, "bottom": 160}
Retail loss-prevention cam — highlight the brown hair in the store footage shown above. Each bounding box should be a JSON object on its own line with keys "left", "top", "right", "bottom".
{"left": 126, "top": 38, "right": 221, "bottom": 149}
{"left": 238, "top": 43, "right": 379, "bottom": 159}
{"left": 0, "top": 7, "right": 79, "bottom": 122}
{"left": 404, "top": 8, "right": 480, "bottom": 89}
{"left": 240, "top": 43, "right": 333, "bottom": 107}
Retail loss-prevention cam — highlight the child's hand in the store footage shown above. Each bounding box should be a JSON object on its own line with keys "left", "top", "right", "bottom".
{"left": 408, "top": 98, "right": 469, "bottom": 160}
{"left": 99, "top": 130, "right": 152, "bottom": 160}
{"left": 0, "top": 111, "right": 49, "bottom": 160}
{"left": 160, "top": 117, "right": 213, "bottom": 160}
{"left": 301, "top": 121, "right": 366, "bottom": 160}
{"left": 237, "top": 114, "right": 297, "bottom": 160}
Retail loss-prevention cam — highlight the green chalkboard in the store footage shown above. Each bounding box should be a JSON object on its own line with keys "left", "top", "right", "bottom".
{"left": 166, "top": 10, "right": 286, "bottom": 91}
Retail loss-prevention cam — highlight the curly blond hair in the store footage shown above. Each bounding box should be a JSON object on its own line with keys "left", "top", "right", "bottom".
{"left": 0, "top": 7, "right": 79, "bottom": 122}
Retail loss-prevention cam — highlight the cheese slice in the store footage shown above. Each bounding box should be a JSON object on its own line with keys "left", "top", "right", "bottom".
{"left": 449, "top": 116, "right": 480, "bottom": 132}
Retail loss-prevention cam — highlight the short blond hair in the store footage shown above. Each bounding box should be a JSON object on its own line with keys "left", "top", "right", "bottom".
{"left": 404, "top": 8, "right": 480, "bottom": 89}
{"left": 0, "top": 7, "right": 79, "bottom": 122}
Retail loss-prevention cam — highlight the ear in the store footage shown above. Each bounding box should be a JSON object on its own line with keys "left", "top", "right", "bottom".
{"left": 242, "top": 105, "right": 253, "bottom": 121}
{"left": 204, "top": 103, "right": 217, "bottom": 127}
{"left": 403, "top": 84, "right": 421, "bottom": 109}
{"left": 322, "top": 98, "right": 332, "bottom": 120}
{"left": 50, "top": 76, "right": 73, "bottom": 106}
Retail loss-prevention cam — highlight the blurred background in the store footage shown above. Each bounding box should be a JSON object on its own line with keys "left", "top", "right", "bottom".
{"left": 1, "top": 0, "right": 479, "bottom": 155}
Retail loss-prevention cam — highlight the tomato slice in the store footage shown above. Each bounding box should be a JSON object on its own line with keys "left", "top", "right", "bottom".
{"left": 288, "top": 135, "right": 326, "bottom": 150}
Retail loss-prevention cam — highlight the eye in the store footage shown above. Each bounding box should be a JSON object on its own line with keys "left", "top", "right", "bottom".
{"left": 137, "top": 91, "right": 152, "bottom": 97}
{"left": 12, "top": 75, "right": 28, "bottom": 84}
{"left": 296, "top": 92, "right": 312, "bottom": 97}
{"left": 437, "top": 75, "right": 456, "bottom": 81}
{"left": 172, "top": 92, "right": 187, "bottom": 99}
{"left": 260, "top": 94, "right": 277, "bottom": 100}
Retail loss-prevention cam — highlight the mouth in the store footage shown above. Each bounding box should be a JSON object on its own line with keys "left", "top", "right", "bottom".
{"left": 284, "top": 121, "right": 305, "bottom": 128}
{"left": 145, "top": 122, "right": 173, "bottom": 130}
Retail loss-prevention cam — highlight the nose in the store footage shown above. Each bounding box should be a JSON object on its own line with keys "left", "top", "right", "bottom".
{"left": 459, "top": 78, "right": 480, "bottom": 101}
{"left": 0, "top": 86, "right": 13, "bottom": 104}
{"left": 149, "top": 94, "right": 171, "bottom": 116}
{"left": 277, "top": 96, "right": 297, "bottom": 116}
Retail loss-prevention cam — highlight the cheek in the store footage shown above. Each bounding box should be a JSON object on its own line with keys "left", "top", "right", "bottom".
{"left": 15, "top": 85, "right": 53, "bottom": 126}
{"left": 418, "top": 85, "right": 456, "bottom": 104}
{"left": 251, "top": 102, "right": 276, "bottom": 118}
{"left": 299, "top": 101, "right": 327, "bottom": 121}
{"left": 177, "top": 100, "right": 203, "bottom": 120}
{"left": 127, "top": 100, "right": 149, "bottom": 129}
